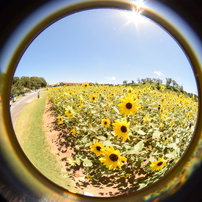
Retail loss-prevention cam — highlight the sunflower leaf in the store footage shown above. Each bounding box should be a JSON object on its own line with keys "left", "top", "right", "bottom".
{"left": 75, "top": 158, "right": 81, "bottom": 165}
{"left": 112, "top": 106, "right": 120, "bottom": 114}
{"left": 125, "top": 150, "right": 137, "bottom": 154}
{"left": 137, "top": 129, "right": 146, "bottom": 135}
{"left": 166, "top": 143, "right": 177, "bottom": 148}
{"left": 165, "top": 151, "right": 176, "bottom": 158}
{"left": 103, "top": 140, "right": 113, "bottom": 146}
{"left": 126, "top": 140, "right": 145, "bottom": 154}
{"left": 83, "top": 158, "right": 92, "bottom": 167}
{"left": 133, "top": 141, "right": 144, "bottom": 153}
{"left": 97, "top": 136, "right": 106, "bottom": 141}
{"left": 123, "top": 144, "right": 131, "bottom": 150}
{"left": 85, "top": 142, "right": 90, "bottom": 147}
{"left": 152, "top": 130, "right": 162, "bottom": 139}
{"left": 81, "top": 136, "right": 88, "bottom": 143}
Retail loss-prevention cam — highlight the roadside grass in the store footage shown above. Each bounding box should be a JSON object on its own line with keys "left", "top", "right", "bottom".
{"left": 15, "top": 91, "right": 82, "bottom": 193}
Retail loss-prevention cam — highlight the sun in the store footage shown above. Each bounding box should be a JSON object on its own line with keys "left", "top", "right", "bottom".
{"left": 123, "top": 10, "right": 147, "bottom": 27}
{"left": 122, "top": 0, "right": 149, "bottom": 27}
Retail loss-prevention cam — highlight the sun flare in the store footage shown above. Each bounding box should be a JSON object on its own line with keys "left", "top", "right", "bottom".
{"left": 123, "top": 10, "right": 147, "bottom": 27}
{"left": 122, "top": 0, "right": 149, "bottom": 27}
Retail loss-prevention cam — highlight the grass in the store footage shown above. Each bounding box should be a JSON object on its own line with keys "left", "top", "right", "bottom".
{"left": 15, "top": 91, "right": 82, "bottom": 194}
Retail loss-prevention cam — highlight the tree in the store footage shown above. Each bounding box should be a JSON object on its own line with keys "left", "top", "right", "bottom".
{"left": 172, "top": 79, "right": 177, "bottom": 87}
{"left": 21, "top": 76, "right": 31, "bottom": 88}
{"left": 156, "top": 82, "right": 160, "bottom": 90}
{"left": 166, "top": 78, "right": 172, "bottom": 87}
{"left": 123, "top": 80, "right": 127, "bottom": 86}
{"left": 12, "top": 76, "right": 20, "bottom": 85}
{"left": 11, "top": 76, "right": 47, "bottom": 94}
{"left": 11, "top": 86, "right": 17, "bottom": 97}
{"left": 179, "top": 85, "right": 184, "bottom": 93}
{"left": 39, "top": 77, "right": 47, "bottom": 87}
{"left": 141, "top": 79, "right": 146, "bottom": 84}
{"left": 146, "top": 78, "right": 152, "bottom": 84}
{"left": 156, "top": 79, "right": 162, "bottom": 84}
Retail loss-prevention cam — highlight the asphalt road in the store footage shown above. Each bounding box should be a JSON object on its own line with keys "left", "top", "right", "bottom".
{"left": 10, "top": 90, "right": 42, "bottom": 127}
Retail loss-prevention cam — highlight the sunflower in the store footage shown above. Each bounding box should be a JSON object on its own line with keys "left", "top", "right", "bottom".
{"left": 79, "top": 95, "right": 84, "bottom": 102}
{"left": 90, "top": 142, "right": 105, "bottom": 156}
{"left": 143, "top": 114, "right": 150, "bottom": 122}
{"left": 90, "top": 94, "right": 97, "bottom": 102}
{"left": 57, "top": 115, "right": 63, "bottom": 124}
{"left": 150, "top": 158, "right": 167, "bottom": 171}
{"left": 65, "top": 106, "right": 75, "bottom": 118}
{"left": 77, "top": 103, "right": 83, "bottom": 109}
{"left": 82, "top": 82, "right": 89, "bottom": 88}
{"left": 99, "top": 146, "right": 127, "bottom": 170}
{"left": 161, "top": 85, "right": 165, "bottom": 91}
{"left": 68, "top": 91, "right": 74, "bottom": 95}
{"left": 71, "top": 128, "right": 76, "bottom": 135}
{"left": 113, "top": 119, "right": 130, "bottom": 141}
{"left": 127, "top": 87, "right": 134, "bottom": 94}
{"left": 104, "top": 108, "right": 108, "bottom": 113}
{"left": 101, "top": 118, "right": 110, "bottom": 128}
{"left": 118, "top": 93, "right": 140, "bottom": 116}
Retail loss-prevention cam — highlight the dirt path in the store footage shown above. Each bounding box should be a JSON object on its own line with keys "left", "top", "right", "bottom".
{"left": 43, "top": 99, "right": 122, "bottom": 197}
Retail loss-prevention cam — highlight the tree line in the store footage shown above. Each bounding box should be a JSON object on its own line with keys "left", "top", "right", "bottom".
{"left": 11, "top": 76, "right": 47, "bottom": 97}
{"left": 123, "top": 78, "right": 183, "bottom": 89}
{"left": 122, "top": 77, "right": 198, "bottom": 100}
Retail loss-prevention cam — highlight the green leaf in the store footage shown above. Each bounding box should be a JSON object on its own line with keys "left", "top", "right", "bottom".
{"left": 123, "top": 144, "right": 131, "bottom": 150}
{"left": 165, "top": 151, "right": 176, "bottom": 158}
{"left": 85, "top": 142, "right": 90, "bottom": 147}
{"left": 75, "top": 158, "right": 81, "bottom": 165}
{"left": 126, "top": 150, "right": 137, "bottom": 154}
{"left": 103, "top": 140, "right": 113, "bottom": 146}
{"left": 137, "top": 129, "right": 146, "bottom": 135}
{"left": 83, "top": 158, "right": 93, "bottom": 167}
{"left": 137, "top": 183, "right": 147, "bottom": 190}
{"left": 75, "top": 145, "right": 80, "bottom": 150}
{"left": 135, "top": 160, "right": 142, "bottom": 167}
{"left": 149, "top": 156, "right": 156, "bottom": 162}
{"left": 81, "top": 136, "right": 88, "bottom": 143}
{"left": 91, "top": 109, "right": 97, "bottom": 114}
{"left": 134, "top": 141, "right": 144, "bottom": 153}
{"left": 125, "top": 141, "right": 144, "bottom": 154}
{"left": 112, "top": 106, "right": 120, "bottom": 114}
{"left": 152, "top": 130, "right": 162, "bottom": 139}
{"left": 97, "top": 136, "right": 106, "bottom": 141}
{"left": 166, "top": 143, "right": 177, "bottom": 148}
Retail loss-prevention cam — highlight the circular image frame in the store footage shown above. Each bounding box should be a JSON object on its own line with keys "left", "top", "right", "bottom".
{"left": 0, "top": 0, "right": 201, "bottom": 201}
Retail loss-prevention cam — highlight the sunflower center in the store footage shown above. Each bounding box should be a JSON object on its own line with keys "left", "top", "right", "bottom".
{"left": 109, "top": 154, "right": 118, "bottom": 162}
{"left": 121, "top": 126, "right": 127, "bottom": 133}
{"left": 157, "top": 162, "right": 163, "bottom": 166}
{"left": 104, "top": 121, "right": 107, "bottom": 125}
{"left": 126, "top": 102, "right": 132, "bottom": 109}
{"left": 96, "top": 146, "right": 101, "bottom": 151}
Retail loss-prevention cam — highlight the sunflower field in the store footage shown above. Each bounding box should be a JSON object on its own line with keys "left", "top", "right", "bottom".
{"left": 47, "top": 83, "right": 198, "bottom": 195}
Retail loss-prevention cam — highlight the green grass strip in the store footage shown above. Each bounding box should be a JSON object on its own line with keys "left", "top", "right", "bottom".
{"left": 15, "top": 91, "right": 82, "bottom": 193}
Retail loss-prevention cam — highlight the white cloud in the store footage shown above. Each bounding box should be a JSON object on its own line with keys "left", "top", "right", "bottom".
{"left": 105, "top": 76, "right": 116, "bottom": 81}
{"left": 154, "top": 71, "right": 163, "bottom": 76}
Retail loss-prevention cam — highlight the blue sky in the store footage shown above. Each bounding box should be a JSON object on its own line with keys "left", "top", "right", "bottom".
{"left": 15, "top": 8, "right": 198, "bottom": 94}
